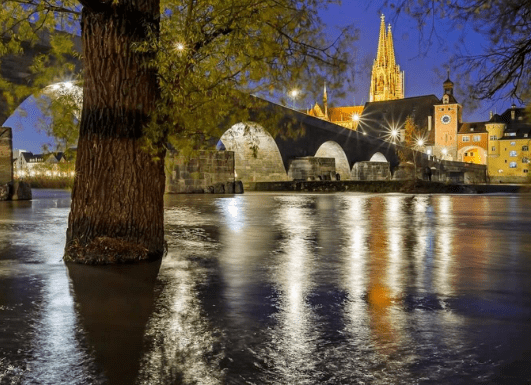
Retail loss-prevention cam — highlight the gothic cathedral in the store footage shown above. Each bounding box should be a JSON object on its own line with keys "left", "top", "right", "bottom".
{"left": 369, "top": 15, "right": 404, "bottom": 102}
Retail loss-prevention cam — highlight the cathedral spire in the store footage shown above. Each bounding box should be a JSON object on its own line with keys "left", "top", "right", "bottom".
{"left": 376, "top": 14, "right": 387, "bottom": 68}
{"left": 369, "top": 14, "right": 404, "bottom": 102}
{"left": 387, "top": 24, "right": 396, "bottom": 69}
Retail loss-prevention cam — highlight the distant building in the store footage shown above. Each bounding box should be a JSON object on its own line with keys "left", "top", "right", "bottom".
{"left": 306, "top": 85, "right": 364, "bottom": 130}
{"left": 13, "top": 150, "right": 69, "bottom": 177}
{"left": 486, "top": 106, "right": 531, "bottom": 182}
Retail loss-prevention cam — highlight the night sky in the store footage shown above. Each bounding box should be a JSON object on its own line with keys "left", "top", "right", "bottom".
{"left": 5, "top": 0, "right": 514, "bottom": 153}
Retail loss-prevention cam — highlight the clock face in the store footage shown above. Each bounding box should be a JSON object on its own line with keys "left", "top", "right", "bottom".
{"left": 441, "top": 114, "right": 452, "bottom": 125}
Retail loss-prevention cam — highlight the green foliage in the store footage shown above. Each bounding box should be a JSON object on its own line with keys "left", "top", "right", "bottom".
{"left": 1, "top": 0, "right": 356, "bottom": 152}
{"left": 383, "top": 0, "right": 531, "bottom": 107}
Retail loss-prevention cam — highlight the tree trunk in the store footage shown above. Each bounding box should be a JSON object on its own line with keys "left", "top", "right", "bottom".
{"left": 64, "top": 1, "right": 166, "bottom": 264}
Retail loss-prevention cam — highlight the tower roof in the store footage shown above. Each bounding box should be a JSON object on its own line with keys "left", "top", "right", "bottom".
{"left": 443, "top": 77, "right": 454, "bottom": 87}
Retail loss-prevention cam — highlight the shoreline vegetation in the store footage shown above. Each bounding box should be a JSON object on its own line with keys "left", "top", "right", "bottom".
{"left": 16, "top": 177, "right": 74, "bottom": 190}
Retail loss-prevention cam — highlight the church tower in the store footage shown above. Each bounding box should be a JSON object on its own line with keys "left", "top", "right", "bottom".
{"left": 369, "top": 15, "right": 405, "bottom": 102}
{"left": 433, "top": 74, "right": 462, "bottom": 160}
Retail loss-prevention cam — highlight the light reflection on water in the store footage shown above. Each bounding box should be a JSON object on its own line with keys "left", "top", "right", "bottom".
{"left": 1, "top": 191, "right": 531, "bottom": 384}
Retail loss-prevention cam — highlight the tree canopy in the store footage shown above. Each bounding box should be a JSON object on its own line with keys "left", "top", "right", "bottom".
{"left": 1, "top": 0, "right": 356, "bottom": 150}
{"left": 383, "top": 0, "right": 531, "bottom": 107}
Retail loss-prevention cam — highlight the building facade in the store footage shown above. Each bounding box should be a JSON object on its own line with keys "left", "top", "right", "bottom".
{"left": 486, "top": 107, "right": 531, "bottom": 182}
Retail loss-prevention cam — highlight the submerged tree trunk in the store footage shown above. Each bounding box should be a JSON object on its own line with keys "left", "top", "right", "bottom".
{"left": 64, "top": 0, "right": 166, "bottom": 264}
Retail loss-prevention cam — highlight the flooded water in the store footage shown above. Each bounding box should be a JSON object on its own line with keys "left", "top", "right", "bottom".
{"left": 1, "top": 190, "right": 531, "bottom": 384}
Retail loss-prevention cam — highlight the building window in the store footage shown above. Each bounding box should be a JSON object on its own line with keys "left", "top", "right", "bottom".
{"left": 473, "top": 135, "right": 481, "bottom": 142}
{"left": 522, "top": 158, "right": 529, "bottom": 164}
{"left": 506, "top": 133, "right": 516, "bottom": 137}
{"left": 511, "top": 141, "right": 516, "bottom": 146}
{"left": 490, "top": 135, "right": 497, "bottom": 140}
{"left": 510, "top": 162, "right": 517, "bottom": 168}
{"left": 524, "top": 169, "right": 529, "bottom": 173}
{"left": 491, "top": 146, "right": 496, "bottom": 151}
{"left": 510, "top": 151, "right": 518, "bottom": 157}
{"left": 462, "top": 136, "right": 470, "bottom": 142}
{"left": 505, "top": 160, "right": 508, "bottom": 163}
{"left": 523, "top": 146, "right": 529, "bottom": 151}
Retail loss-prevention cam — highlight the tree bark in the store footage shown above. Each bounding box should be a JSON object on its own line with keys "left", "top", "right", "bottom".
{"left": 64, "top": 0, "right": 166, "bottom": 264}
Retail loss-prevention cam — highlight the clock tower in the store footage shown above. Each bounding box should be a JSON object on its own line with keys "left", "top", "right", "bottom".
{"left": 433, "top": 75, "right": 461, "bottom": 160}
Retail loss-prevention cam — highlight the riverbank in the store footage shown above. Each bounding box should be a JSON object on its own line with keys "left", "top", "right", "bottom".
{"left": 247, "top": 179, "right": 531, "bottom": 194}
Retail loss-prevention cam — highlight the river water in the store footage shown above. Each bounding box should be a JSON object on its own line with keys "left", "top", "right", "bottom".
{"left": 1, "top": 190, "right": 531, "bottom": 384}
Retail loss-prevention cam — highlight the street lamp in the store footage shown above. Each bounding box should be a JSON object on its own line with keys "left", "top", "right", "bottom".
{"left": 441, "top": 148, "right": 448, "bottom": 159}
{"left": 175, "top": 42, "right": 185, "bottom": 51}
{"left": 390, "top": 129, "right": 399, "bottom": 143}
{"left": 289, "top": 89, "right": 299, "bottom": 108}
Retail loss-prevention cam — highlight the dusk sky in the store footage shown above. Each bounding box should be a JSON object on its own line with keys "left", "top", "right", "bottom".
{"left": 5, "top": 0, "right": 515, "bottom": 153}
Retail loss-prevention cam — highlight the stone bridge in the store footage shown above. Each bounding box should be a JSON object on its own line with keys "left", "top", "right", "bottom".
{"left": 214, "top": 98, "right": 402, "bottom": 185}
{"left": 167, "top": 97, "right": 487, "bottom": 191}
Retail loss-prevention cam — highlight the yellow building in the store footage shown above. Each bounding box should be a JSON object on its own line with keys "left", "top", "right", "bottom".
{"left": 306, "top": 83, "right": 364, "bottom": 130}
{"left": 486, "top": 106, "right": 531, "bottom": 183}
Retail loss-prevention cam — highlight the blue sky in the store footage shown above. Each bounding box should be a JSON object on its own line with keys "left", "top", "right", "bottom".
{"left": 4, "top": 0, "right": 514, "bottom": 153}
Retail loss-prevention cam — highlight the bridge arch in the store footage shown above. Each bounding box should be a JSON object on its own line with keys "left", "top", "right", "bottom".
{"left": 3, "top": 82, "right": 82, "bottom": 152}
{"left": 219, "top": 122, "right": 288, "bottom": 183}
{"left": 314, "top": 141, "right": 350, "bottom": 180}
{"left": 369, "top": 152, "right": 387, "bottom": 162}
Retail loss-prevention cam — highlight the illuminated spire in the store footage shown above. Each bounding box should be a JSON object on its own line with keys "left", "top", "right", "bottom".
{"left": 370, "top": 14, "right": 404, "bottom": 102}
{"left": 387, "top": 24, "right": 396, "bottom": 69}
{"left": 376, "top": 14, "right": 387, "bottom": 67}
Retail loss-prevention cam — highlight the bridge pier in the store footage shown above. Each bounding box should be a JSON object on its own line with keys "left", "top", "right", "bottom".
{"left": 0, "top": 127, "right": 31, "bottom": 201}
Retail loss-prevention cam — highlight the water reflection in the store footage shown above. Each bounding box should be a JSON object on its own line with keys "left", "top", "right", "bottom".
{"left": 2, "top": 192, "right": 531, "bottom": 384}
{"left": 263, "top": 196, "right": 318, "bottom": 384}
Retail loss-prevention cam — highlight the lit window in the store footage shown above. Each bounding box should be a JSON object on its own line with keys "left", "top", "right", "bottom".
{"left": 510, "top": 151, "right": 518, "bottom": 157}
{"left": 523, "top": 146, "right": 529, "bottom": 151}
{"left": 511, "top": 141, "right": 516, "bottom": 146}
{"left": 510, "top": 162, "right": 517, "bottom": 168}
{"left": 490, "top": 135, "right": 497, "bottom": 140}
{"left": 462, "top": 136, "right": 470, "bottom": 142}
{"left": 473, "top": 135, "right": 481, "bottom": 142}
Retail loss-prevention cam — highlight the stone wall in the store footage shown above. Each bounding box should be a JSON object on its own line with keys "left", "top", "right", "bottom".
{"left": 287, "top": 157, "right": 337, "bottom": 180}
{"left": 166, "top": 150, "right": 237, "bottom": 193}
{"left": 351, "top": 161, "right": 391, "bottom": 181}
{"left": 0, "top": 127, "right": 13, "bottom": 185}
